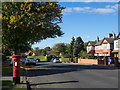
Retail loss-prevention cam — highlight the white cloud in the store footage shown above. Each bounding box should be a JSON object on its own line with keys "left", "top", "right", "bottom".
{"left": 61, "top": 0, "right": 119, "bottom": 2}
{"left": 63, "top": 4, "right": 118, "bottom": 15}
{"left": 73, "top": 7, "right": 84, "bottom": 11}
{"left": 73, "top": 7, "right": 91, "bottom": 11}
{"left": 93, "top": 8, "right": 116, "bottom": 13}
{"left": 83, "top": 36, "right": 91, "bottom": 40}
{"left": 63, "top": 8, "right": 72, "bottom": 12}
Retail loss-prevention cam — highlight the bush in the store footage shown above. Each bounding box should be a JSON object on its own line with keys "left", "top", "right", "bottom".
{"left": 61, "top": 58, "right": 70, "bottom": 63}
{"left": 47, "top": 55, "right": 53, "bottom": 62}
{"left": 21, "top": 55, "right": 27, "bottom": 58}
{"left": 63, "top": 53, "right": 70, "bottom": 58}
{"left": 2, "top": 54, "right": 6, "bottom": 61}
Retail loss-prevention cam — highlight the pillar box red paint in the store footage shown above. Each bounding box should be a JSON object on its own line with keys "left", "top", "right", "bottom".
{"left": 12, "top": 55, "right": 21, "bottom": 84}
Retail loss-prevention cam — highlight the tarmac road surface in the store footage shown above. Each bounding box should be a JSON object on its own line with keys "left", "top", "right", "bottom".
{"left": 26, "top": 62, "right": 119, "bottom": 88}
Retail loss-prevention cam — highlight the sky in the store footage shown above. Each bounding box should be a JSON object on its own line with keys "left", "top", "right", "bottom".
{"left": 32, "top": 1, "right": 118, "bottom": 49}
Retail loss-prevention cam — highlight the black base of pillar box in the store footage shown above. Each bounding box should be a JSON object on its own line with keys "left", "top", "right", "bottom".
{"left": 13, "top": 77, "right": 20, "bottom": 84}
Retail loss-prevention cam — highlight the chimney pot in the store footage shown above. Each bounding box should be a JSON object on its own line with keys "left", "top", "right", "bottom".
{"left": 113, "top": 33, "right": 116, "bottom": 38}
{"left": 97, "top": 36, "right": 99, "bottom": 42}
{"left": 108, "top": 33, "right": 113, "bottom": 38}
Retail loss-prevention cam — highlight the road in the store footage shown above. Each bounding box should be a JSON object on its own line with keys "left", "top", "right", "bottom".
{"left": 26, "top": 62, "right": 119, "bottom": 88}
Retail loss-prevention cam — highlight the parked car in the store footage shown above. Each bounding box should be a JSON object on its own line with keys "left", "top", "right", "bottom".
{"left": 25, "top": 57, "right": 36, "bottom": 65}
{"left": 108, "top": 57, "right": 114, "bottom": 64}
{"left": 20, "top": 58, "right": 26, "bottom": 63}
{"left": 53, "top": 58, "right": 60, "bottom": 63}
{"left": 50, "top": 58, "right": 55, "bottom": 62}
{"left": 36, "top": 58, "right": 40, "bottom": 62}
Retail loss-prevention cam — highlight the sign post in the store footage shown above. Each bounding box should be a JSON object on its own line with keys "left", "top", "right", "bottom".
{"left": 12, "top": 55, "right": 21, "bottom": 84}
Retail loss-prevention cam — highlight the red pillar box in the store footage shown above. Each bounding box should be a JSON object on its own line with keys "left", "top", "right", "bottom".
{"left": 12, "top": 55, "right": 21, "bottom": 84}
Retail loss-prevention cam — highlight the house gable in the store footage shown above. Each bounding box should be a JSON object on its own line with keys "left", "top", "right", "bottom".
{"left": 103, "top": 39, "right": 108, "bottom": 44}
{"left": 88, "top": 43, "right": 91, "bottom": 46}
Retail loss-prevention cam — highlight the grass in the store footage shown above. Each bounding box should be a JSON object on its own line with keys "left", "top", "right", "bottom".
{"left": 2, "top": 80, "right": 14, "bottom": 86}
{"left": 2, "top": 88, "right": 27, "bottom": 90}
{"left": 2, "top": 65, "right": 25, "bottom": 76}
{"left": 27, "top": 56, "right": 47, "bottom": 62}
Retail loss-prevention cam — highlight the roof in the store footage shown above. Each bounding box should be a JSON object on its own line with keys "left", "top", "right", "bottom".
{"left": 95, "top": 39, "right": 103, "bottom": 46}
{"left": 104, "top": 38, "right": 114, "bottom": 44}
{"left": 114, "top": 32, "right": 120, "bottom": 40}
{"left": 95, "top": 38, "right": 114, "bottom": 46}
{"left": 88, "top": 41, "right": 96, "bottom": 46}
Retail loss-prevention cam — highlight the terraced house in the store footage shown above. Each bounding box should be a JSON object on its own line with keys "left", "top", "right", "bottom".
{"left": 112, "top": 33, "right": 120, "bottom": 58}
{"left": 87, "top": 33, "right": 116, "bottom": 57}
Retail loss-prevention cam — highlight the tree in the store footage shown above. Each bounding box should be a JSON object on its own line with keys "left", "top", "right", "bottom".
{"left": 83, "top": 42, "right": 88, "bottom": 51}
{"left": 43, "top": 49, "right": 47, "bottom": 56}
{"left": 73, "top": 37, "right": 84, "bottom": 57}
{"left": 52, "top": 43, "right": 66, "bottom": 57}
{"left": 44, "top": 46, "right": 51, "bottom": 51}
{"left": 33, "top": 47, "right": 39, "bottom": 53}
{"left": 78, "top": 50, "right": 93, "bottom": 59}
{"left": 39, "top": 49, "right": 44, "bottom": 53}
{"left": 64, "top": 43, "right": 71, "bottom": 58}
{"left": 2, "top": 2, "right": 64, "bottom": 54}
{"left": 69, "top": 37, "right": 75, "bottom": 58}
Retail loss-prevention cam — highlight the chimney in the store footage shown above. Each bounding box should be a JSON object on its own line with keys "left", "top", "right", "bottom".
{"left": 97, "top": 36, "right": 99, "bottom": 42}
{"left": 108, "top": 33, "right": 113, "bottom": 38}
{"left": 113, "top": 33, "right": 116, "bottom": 38}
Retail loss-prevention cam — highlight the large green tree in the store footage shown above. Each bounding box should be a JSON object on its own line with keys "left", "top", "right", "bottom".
{"left": 2, "top": 2, "right": 64, "bottom": 54}
{"left": 70, "top": 36, "right": 75, "bottom": 58}
{"left": 33, "top": 47, "right": 39, "bottom": 53}
{"left": 44, "top": 46, "right": 51, "bottom": 51}
{"left": 73, "top": 36, "right": 84, "bottom": 57}
{"left": 52, "top": 43, "right": 66, "bottom": 57}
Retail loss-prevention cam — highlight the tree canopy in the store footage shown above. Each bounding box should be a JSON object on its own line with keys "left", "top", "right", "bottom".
{"left": 52, "top": 43, "right": 66, "bottom": 57}
{"left": 73, "top": 36, "right": 84, "bottom": 57}
{"left": 2, "top": 2, "right": 64, "bottom": 54}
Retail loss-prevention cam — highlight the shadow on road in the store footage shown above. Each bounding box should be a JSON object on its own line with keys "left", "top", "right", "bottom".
{"left": 30, "top": 80, "right": 79, "bottom": 86}
{"left": 27, "top": 63, "right": 119, "bottom": 77}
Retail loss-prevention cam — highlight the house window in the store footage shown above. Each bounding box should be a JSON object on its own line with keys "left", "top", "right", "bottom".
{"left": 99, "top": 53, "right": 102, "bottom": 56}
{"left": 103, "top": 53, "right": 108, "bottom": 56}
{"left": 94, "top": 53, "right": 98, "bottom": 56}
{"left": 95, "top": 46, "right": 98, "bottom": 50}
{"left": 87, "top": 46, "right": 91, "bottom": 50}
{"left": 103, "top": 43, "right": 107, "bottom": 50}
{"left": 116, "top": 41, "right": 118, "bottom": 48}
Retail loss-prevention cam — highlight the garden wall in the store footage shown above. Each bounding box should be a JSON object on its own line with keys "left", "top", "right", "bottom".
{"left": 78, "top": 58, "right": 98, "bottom": 65}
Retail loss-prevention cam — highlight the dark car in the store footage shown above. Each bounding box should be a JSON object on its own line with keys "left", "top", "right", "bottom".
{"left": 36, "top": 58, "right": 40, "bottom": 62}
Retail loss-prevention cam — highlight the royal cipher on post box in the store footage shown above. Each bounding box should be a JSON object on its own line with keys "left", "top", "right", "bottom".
{"left": 12, "top": 55, "right": 21, "bottom": 84}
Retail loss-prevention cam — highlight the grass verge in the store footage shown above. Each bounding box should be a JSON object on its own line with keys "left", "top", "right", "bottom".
{"left": 2, "top": 80, "right": 14, "bottom": 86}
{"left": 2, "top": 65, "right": 25, "bottom": 76}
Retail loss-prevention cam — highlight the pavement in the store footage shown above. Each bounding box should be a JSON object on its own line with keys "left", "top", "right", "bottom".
{"left": 25, "top": 62, "right": 119, "bottom": 88}
{"left": 2, "top": 76, "right": 27, "bottom": 88}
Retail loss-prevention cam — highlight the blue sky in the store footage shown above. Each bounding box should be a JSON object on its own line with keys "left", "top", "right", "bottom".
{"left": 32, "top": 2, "right": 118, "bottom": 49}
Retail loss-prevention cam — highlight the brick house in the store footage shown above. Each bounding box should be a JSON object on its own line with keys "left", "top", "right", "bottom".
{"left": 94, "top": 37, "right": 114, "bottom": 57}
{"left": 112, "top": 33, "right": 120, "bottom": 58}
{"left": 87, "top": 41, "right": 96, "bottom": 55}
{"left": 87, "top": 33, "right": 115, "bottom": 57}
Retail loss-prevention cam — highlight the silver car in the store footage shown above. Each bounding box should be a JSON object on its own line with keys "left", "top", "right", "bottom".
{"left": 25, "top": 57, "right": 36, "bottom": 65}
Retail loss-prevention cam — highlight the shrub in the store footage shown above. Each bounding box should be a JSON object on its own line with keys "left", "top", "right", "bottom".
{"left": 47, "top": 55, "right": 53, "bottom": 62}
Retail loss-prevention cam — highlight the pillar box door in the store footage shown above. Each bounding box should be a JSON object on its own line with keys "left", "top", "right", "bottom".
{"left": 12, "top": 55, "right": 21, "bottom": 84}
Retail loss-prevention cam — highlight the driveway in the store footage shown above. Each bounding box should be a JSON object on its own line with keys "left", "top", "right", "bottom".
{"left": 26, "top": 62, "right": 119, "bottom": 88}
